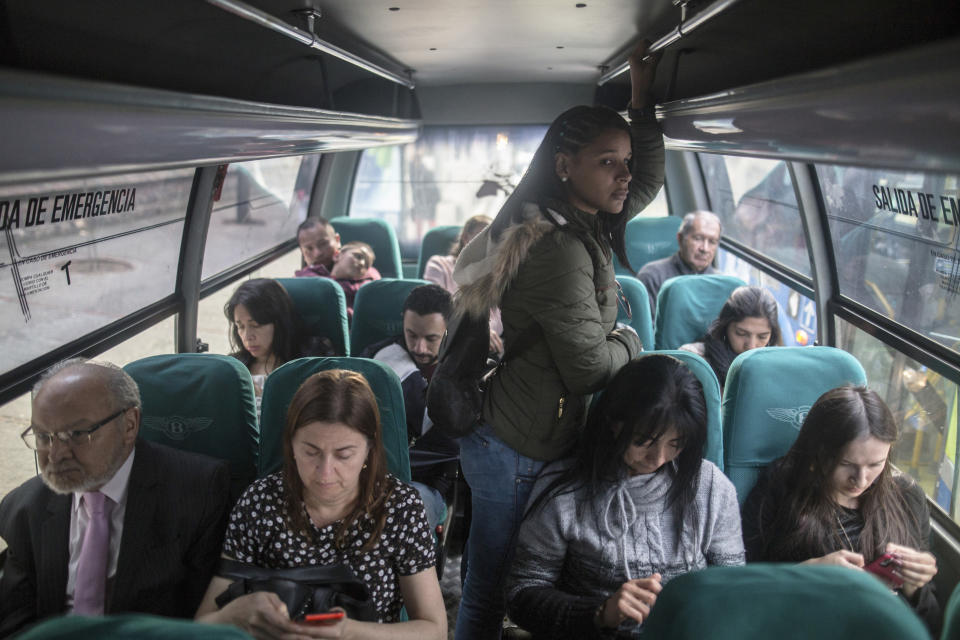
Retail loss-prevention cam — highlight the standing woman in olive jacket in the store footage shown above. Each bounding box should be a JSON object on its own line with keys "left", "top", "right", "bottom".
{"left": 450, "top": 42, "right": 664, "bottom": 639}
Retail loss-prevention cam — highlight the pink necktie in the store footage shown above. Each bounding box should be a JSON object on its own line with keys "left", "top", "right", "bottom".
{"left": 73, "top": 491, "right": 113, "bottom": 615}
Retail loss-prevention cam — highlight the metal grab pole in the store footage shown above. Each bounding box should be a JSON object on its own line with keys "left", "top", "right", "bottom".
{"left": 206, "top": 0, "right": 415, "bottom": 90}
{"left": 597, "top": 0, "right": 741, "bottom": 86}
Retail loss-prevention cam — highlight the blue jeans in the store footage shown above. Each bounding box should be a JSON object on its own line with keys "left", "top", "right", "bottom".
{"left": 409, "top": 481, "right": 446, "bottom": 530}
{"left": 455, "top": 423, "right": 546, "bottom": 640}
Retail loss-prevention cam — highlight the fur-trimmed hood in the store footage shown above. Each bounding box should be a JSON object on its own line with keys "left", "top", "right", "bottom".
{"left": 453, "top": 202, "right": 567, "bottom": 319}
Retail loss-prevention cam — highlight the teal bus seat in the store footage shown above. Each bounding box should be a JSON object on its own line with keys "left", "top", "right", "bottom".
{"left": 329, "top": 216, "right": 403, "bottom": 279}
{"left": 17, "top": 614, "right": 253, "bottom": 640}
{"left": 124, "top": 354, "right": 259, "bottom": 502}
{"left": 418, "top": 224, "right": 460, "bottom": 278}
{"left": 259, "top": 357, "right": 411, "bottom": 483}
{"left": 350, "top": 278, "right": 429, "bottom": 356}
{"left": 722, "top": 346, "right": 867, "bottom": 504}
{"left": 942, "top": 580, "right": 960, "bottom": 640}
{"left": 613, "top": 215, "right": 682, "bottom": 276}
{"left": 654, "top": 274, "right": 746, "bottom": 350}
{"left": 643, "top": 350, "right": 723, "bottom": 470}
{"left": 616, "top": 275, "right": 655, "bottom": 352}
{"left": 643, "top": 564, "right": 929, "bottom": 640}
{"left": 276, "top": 277, "right": 350, "bottom": 356}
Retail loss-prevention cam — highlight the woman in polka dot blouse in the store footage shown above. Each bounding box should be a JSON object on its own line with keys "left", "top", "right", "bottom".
{"left": 196, "top": 369, "right": 446, "bottom": 639}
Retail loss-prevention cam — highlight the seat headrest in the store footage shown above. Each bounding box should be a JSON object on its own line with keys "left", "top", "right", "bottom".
{"left": 654, "top": 274, "right": 746, "bottom": 350}
{"left": 124, "top": 354, "right": 259, "bottom": 499}
{"left": 722, "top": 346, "right": 866, "bottom": 503}
{"left": 277, "top": 277, "right": 350, "bottom": 356}
{"left": 258, "top": 357, "right": 410, "bottom": 482}
{"left": 642, "top": 564, "right": 929, "bottom": 640}
{"left": 350, "top": 278, "right": 430, "bottom": 356}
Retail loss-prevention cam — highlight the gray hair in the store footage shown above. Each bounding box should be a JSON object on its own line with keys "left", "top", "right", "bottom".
{"left": 33, "top": 357, "right": 142, "bottom": 411}
{"left": 679, "top": 210, "right": 722, "bottom": 238}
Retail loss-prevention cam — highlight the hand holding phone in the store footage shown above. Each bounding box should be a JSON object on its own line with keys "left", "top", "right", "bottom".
{"left": 301, "top": 611, "right": 346, "bottom": 625}
{"left": 864, "top": 553, "right": 904, "bottom": 589}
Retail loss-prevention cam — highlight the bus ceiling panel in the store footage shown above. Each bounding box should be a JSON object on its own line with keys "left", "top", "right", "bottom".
{"left": 655, "top": 38, "right": 960, "bottom": 173}
{"left": 0, "top": 0, "right": 415, "bottom": 113}
{"left": 204, "top": 0, "right": 414, "bottom": 89}
{"left": 0, "top": 70, "right": 420, "bottom": 186}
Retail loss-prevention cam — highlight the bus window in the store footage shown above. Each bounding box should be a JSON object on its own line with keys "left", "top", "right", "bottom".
{"left": 717, "top": 249, "right": 817, "bottom": 347}
{"left": 638, "top": 187, "right": 669, "bottom": 219}
{"left": 0, "top": 314, "right": 176, "bottom": 513}
{"left": 699, "top": 154, "right": 811, "bottom": 278}
{"left": 817, "top": 165, "right": 960, "bottom": 354}
{"left": 201, "top": 155, "right": 320, "bottom": 281}
{"left": 198, "top": 248, "right": 303, "bottom": 358}
{"left": 838, "top": 318, "right": 959, "bottom": 521}
{"left": 0, "top": 391, "right": 35, "bottom": 525}
{"left": 349, "top": 125, "right": 548, "bottom": 259}
{"left": 0, "top": 169, "right": 194, "bottom": 378}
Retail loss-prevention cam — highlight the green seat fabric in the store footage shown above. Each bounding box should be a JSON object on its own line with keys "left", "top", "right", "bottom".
{"left": 258, "top": 357, "right": 411, "bottom": 482}
{"left": 643, "top": 350, "right": 723, "bottom": 470}
{"left": 329, "top": 216, "right": 403, "bottom": 279}
{"left": 276, "top": 277, "right": 350, "bottom": 356}
{"left": 418, "top": 225, "right": 460, "bottom": 278}
{"left": 124, "top": 354, "right": 259, "bottom": 501}
{"left": 613, "top": 215, "right": 681, "bottom": 276}
{"left": 17, "top": 615, "right": 252, "bottom": 640}
{"left": 350, "top": 278, "right": 429, "bottom": 356}
{"left": 616, "top": 275, "right": 654, "bottom": 352}
{"left": 654, "top": 274, "right": 747, "bottom": 350}
{"left": 643, "top": 564, "right": 930, "bottom": 640}
{"left": 722, "top": 346, "right": 867, "bottom": 504}
{"left": 942, "top": 580, "right": 960, "bottom": 640}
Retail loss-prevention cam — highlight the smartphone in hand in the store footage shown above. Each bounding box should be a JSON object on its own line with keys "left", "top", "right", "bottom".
{"left": 301, "top": 612, "right": 346, "bottom": 625}
{"left": 864, "top": 553, "right": 904, "bottom": 589}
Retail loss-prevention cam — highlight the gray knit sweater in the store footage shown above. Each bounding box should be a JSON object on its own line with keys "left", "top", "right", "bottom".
{"left": 506, "top": 460, "right": 744, "bottom": 639}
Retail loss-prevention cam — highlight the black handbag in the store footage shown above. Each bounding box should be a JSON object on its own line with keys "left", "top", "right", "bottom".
{"left": 214, "top": 558, "right": 379, "bottom": 622}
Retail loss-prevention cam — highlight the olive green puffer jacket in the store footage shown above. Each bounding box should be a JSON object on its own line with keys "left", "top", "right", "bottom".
{"left": 455, "top": 112, "right": 664, "bottom": 460}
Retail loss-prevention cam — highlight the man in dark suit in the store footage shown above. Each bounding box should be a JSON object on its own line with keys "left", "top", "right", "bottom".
{"left": 0, "top": 358, "right": 231, "bottom": 637}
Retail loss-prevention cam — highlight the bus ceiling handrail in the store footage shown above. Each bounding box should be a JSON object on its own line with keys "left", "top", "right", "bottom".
{"left": 205, "top": 0, "right": 415, "bottom": 90}
{"left": 597, "top": 0, "right": 742, "bottom": 86}
{"left": 0, "top": 69, "right": 420, "bottom": 186}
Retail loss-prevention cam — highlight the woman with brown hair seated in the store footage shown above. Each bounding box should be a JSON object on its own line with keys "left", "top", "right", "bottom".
{"left": 196, "top": 369, "right": 446, "bottom": 639}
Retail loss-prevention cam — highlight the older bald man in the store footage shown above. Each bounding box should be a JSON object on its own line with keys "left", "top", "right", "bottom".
{"left": 0, "top": 359, "right": 230, "bottom": 637}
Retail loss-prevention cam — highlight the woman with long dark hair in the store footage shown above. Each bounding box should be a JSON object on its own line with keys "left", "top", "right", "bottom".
{"left": 448, "top": 42, "right": 664, "bottom": 638}
{"left": 224, "top": 278, "right": 332, "bottom": 402}
{"left": 742, "top": 385, "right": 939, "bottom": 632}
{"left": 196, "top": 370, "right": 446, "bottom": 638}
{"left": 679, "top": 285, "right": 782, "bottom": 388}
{"left": 506, "top": 356, "right": 744, "bottom": 639}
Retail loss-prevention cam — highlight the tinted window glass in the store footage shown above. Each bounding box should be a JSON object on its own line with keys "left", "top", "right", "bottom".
{"left": 350, "top": 125, "right": 548, "bottom": 258}
{"left": 202, "top": 155, "right": 320, "bottom": 280}
{"left": 818, "top": 165, "right": 960, "bottom": 354}
{"left": 838, "top": 318, "right": 959, "bottom": 521}
{"left": 699, "top": 154, "right": 811, "bottom": 277}
{"left": 0, "top": 169, "right": 193, "bottom": 376}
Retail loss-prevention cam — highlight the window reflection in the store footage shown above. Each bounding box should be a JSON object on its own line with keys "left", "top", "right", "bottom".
{"left": 699, "top": 154, "right": 811, "bottom": 277}
{"left": 838, "top": 319, "right": 959, "bottom": 520}
{"left": 202, "top": 155, "right": 320, "bottom": 281}
{"left": 350, "top": 126, "right": 548, "bottom": 259}
{"left": 818, "top": 166, "right": 960, "bottom": 354}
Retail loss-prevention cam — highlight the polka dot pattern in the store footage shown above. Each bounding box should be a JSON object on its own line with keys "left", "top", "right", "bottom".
{"left": 222, "top": 472, "right": 436, "bottom": 622}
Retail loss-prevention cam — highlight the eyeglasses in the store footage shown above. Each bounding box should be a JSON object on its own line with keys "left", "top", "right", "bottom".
{"left": 21, "top": 407, "right": 130, "bottom": 451}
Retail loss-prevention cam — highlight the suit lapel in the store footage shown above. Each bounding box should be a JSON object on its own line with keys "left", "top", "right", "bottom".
{"left": 37, "top": 490, "right": 71, "bottom": 616}
{"left": 110, "top": 442, "right": 160, "bottom": 612}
